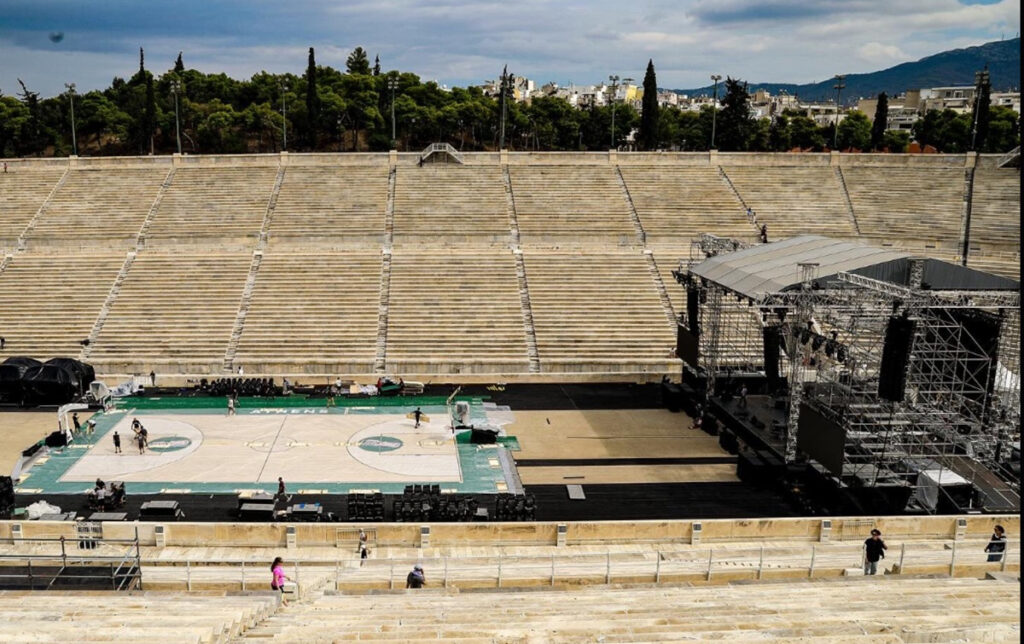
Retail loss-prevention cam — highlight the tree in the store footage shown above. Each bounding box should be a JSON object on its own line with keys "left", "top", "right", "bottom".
{"left": 837, "top": 110, "right": 871, "bottom": 150}
{"left": 768, "top": 114, "right": 790, "bottom": 151}
{"left": 639, "top": 59, "right": 659, "bottom": 150}
{"left": 305, "top": 47, "right": 320, "bottom": 148}
{"left": 373, "top": 55, "right": 381, "bottom": 77}
{"left": 346, "top": 47, "right": 371, "bottom": 75}
{"left": 174, "top": 52, "right": 185, "bottom": 74}
{"left": 789, "top": 114, "right": 825, "bottom": 150}
{"left": 983, "top": 105, "right": 1020, "bottom": 153}
{"left": 882, "top": 129, "right": 910, "bottom": 153}
{"left": 717, "top": 77, "right": 753, "bottom": 151}
{"left": 870, "top": 92, "right": 888, "bottom": 150}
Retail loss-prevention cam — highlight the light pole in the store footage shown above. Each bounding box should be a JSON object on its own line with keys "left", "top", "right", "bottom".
{"left": 710, "top": 74, "right": 721, "bottom": 149}
{"left": 170, "top": 79, "right": 182, "bottom": 155}
{"left": 64, "top": 83, "right": 77, "bottom": 156}
{"left": 279, "top": 80, "right": 289, "bottom": 151}
{"left": 832, "top": 74, "right": 846, "bottom": 149}
{"left": 608, "top": 74, "right": 620, "bottom": 149}
{"left": 499, "top": 66, "right": 513, "bottom": 150}
{"left": 387, "top": 76, "right": 399, "bottom": 149}
{"left": 970, "top": 67, "right": 989, "bottom": 151}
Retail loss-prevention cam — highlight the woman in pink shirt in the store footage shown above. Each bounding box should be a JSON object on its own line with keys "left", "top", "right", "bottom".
{"left": 270, "top": 557, "right": 292, "bottom": 605}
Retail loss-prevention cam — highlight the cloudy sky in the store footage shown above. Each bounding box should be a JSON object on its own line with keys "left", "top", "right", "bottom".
{"left": 1, "top": 0, "right": 1018, "bottom": 98}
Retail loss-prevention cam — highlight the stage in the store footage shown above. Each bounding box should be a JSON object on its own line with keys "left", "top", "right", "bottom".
{"left": 15, "top": 397, "right": 521, "bottom": 497}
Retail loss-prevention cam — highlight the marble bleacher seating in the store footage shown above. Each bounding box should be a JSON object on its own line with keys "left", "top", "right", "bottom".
{"left": 0, "top": 168, "right": 64, "bottom": 254}
{"left": 393, "top": 165, "right": 509, "bottom": 245}
{"left": 27, "top": 167, "right": 165, "bottom": 249}
{"left": 385, "top": 251, "right": 529, "bottom": 373}
{"left": 721, "top": 165, "right": 855, "bottom": 239}
{"left": 511, "top": 166, "right": 636, "bottom": 245}
{"left": 89, "top": 253, "right": 251, "bottom": 372}
{"left": 234, "top": 251, "right": 382, "bottom": 373}
{"left": 269, "top": 165, "right": 387, "bottom": 246}
{"left": 0, "top": 253, "right": 124, "bottom": 360}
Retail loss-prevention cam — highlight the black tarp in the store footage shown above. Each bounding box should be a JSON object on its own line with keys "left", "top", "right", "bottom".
{"left": 44, "top": 358, "right": 94, "bottom": 395}
{"left": 0, "top": 357, "right": 42, "bottom": 402}
{"left": 21, "top": 364, "right": 79, "bottom": 405}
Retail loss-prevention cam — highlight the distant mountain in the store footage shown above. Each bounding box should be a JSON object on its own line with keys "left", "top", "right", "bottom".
{"left": 671, "top": 37, "right": 1020, "bottom": 103}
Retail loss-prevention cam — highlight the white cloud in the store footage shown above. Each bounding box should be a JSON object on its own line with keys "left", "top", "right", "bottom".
{"left": 857, "top": 42, "right": 910, "bottom": 64}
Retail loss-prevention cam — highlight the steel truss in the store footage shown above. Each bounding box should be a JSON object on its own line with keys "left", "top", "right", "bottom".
{"left": 678, "top": 246, "right": 1020, "bottom": 513}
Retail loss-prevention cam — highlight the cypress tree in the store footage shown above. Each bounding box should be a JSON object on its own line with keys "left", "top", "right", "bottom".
{"left": 306, "top": 47, "right": 320, "bottom": 149}
{"left": 717, "top": 78, "right": 753, "bottom": 151}
{"left": 640, "top": 59, "right": 659, "bottom": 150}
{"left": 174, "top": 52, "right": 185, "bottom": 73}
{"left": 373, "top": 55, "right": 381, "bottom": 76}
{"left": 870, "top": 92, "right": 888, "bottom": 150}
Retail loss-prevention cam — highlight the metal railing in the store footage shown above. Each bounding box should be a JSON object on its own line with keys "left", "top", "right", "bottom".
{"left": 106, "top": 538, "right": 1016, "bottom": 593}
{"left": 0, "top": 531, "right": 142, "bottom": 591}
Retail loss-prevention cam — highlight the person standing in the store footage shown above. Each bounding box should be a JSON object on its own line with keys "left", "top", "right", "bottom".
{"left": 405, "top": 564, "right": 425, "bottom": 588}
{"left": 759, "top": 224, "right": 768, "bottom": 243}
{"left": 0, "top": 336, "right": 5, "bottom": 350}
{"left": 227, "top": 396, "right": 236, "bottom": 416}
{"left": 149, "top": 370, "right": 156, "bottom": 387}
{"left": 360, "top": 544, "right": 370, "bottom": 566}
{"left": 112, "top": 431, "right": 122, "bottom": 454}
{"left": 270, "top": 557, "right": 292, "bottom": 606}
{"left": 985, "top": 525, "right": 1007, "bottom": 563}
{"left": 326, "top": 386, "right": 336, "bottom": 408}
{"left": 863, "top": 529, "right": 887, "bottom": 575}
{"left": 136, "top": 431, "right": 146, "bottom": 455}
{"left": 72, "top": 413, "right": 81, "bottom": 434}
{"left": 738, "top": 385, "right": 748, "bottom": 409}
{"left": 277, "top": 477, "right": 288, "bottom": 503}
{"left": 412, "top": 407, "right": 423, "bottom": 429}
{"left": 358, "top": 529, "right": 368, "bottom": 553}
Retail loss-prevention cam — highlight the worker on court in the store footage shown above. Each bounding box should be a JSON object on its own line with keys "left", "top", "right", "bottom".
{"left": 412, "top": 407, "right": 424, "bottom": 428}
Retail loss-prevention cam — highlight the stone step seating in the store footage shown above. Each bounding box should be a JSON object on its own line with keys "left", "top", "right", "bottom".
{"left": 965, "top": 252, "right": 1021, "bottom": 281}
{"left": 234, "top": 252, "right": 381, "bottom": 372}
{"left": 0, "top": 590, "right": 278, "bottom": 644}
{"left": 510, "top": 166, "right": 636, "bottom": 244}
{"left": 0, "top": 168, "right": 64, "bottom": 251}
{"left": 89, "top": 253, "right": 251, "bottom": 371}
{"left": 146, "top": 167, "right": 277, "bottom": 247}
{"left": 722, "top": 166, "right": 854, "bottom": 238}
{"left": 28, "top": 167, "right": 165, "bottom": 247}
{"left": 269, "top": 166, "right": 387, "bottom": 244}
{"left": 967, "top": 168, "right": 1020, "bottom": 264}
{"left": 385, "top": 252, "right": 530, "bottom": 373}
{"left": 523, "top": 252, "right": 677, "bottom": 372}
{"left": 0, "top": 253, "right": 124, "bottom": 359}
{"left": 841, "top": 166, "right": 965, "bottom": 245}
{"left": 393, "top": 166, "right": 509, "bottom": 244}
{"left": 241, "top": 576, "right": 1019, "bottom": 643}
{"left": 619, "top": 166, "right": 752, "bottom": 242}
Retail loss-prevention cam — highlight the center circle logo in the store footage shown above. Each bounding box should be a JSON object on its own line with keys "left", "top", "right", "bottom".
{"left": 358, "top": 436, "right": 403, "bottom": 452}
{"left": 147, "top": 436, "right": 192, "bottom": 453}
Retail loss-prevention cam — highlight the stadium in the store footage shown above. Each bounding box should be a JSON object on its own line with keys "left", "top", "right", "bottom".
{"left": 0, "top": 144, "right": 1019, "bottom": 641}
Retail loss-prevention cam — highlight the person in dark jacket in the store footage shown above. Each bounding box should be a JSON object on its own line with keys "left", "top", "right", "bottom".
{"left": 985, "top": 525, "right": 1006, "bottom": 563}
{"left": 863, "top": 529, "right": 887, "bottom": 575}
{"left": 406, "top": 564, "right": 425, "bottom": 588}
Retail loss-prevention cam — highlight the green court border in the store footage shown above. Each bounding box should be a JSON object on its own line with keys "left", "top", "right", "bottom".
{"left": 16, "top": 396, "right": 516, "bottom": 496}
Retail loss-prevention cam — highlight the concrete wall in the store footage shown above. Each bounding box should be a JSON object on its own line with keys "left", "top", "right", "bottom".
{"left": 2, "top": 515, "right": 1016, "bottom": 548}
{"left": 1, "top": 151, "right": 981, "bottom": 169}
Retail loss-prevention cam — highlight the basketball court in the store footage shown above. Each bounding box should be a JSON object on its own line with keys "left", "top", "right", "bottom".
{"left": 14, "top": 397, "right": 521, "bottom": 496}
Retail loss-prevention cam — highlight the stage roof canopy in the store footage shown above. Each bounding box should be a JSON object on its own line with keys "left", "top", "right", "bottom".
{"left": 688, "top": 235, "right": 1019, "bottom": 299}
